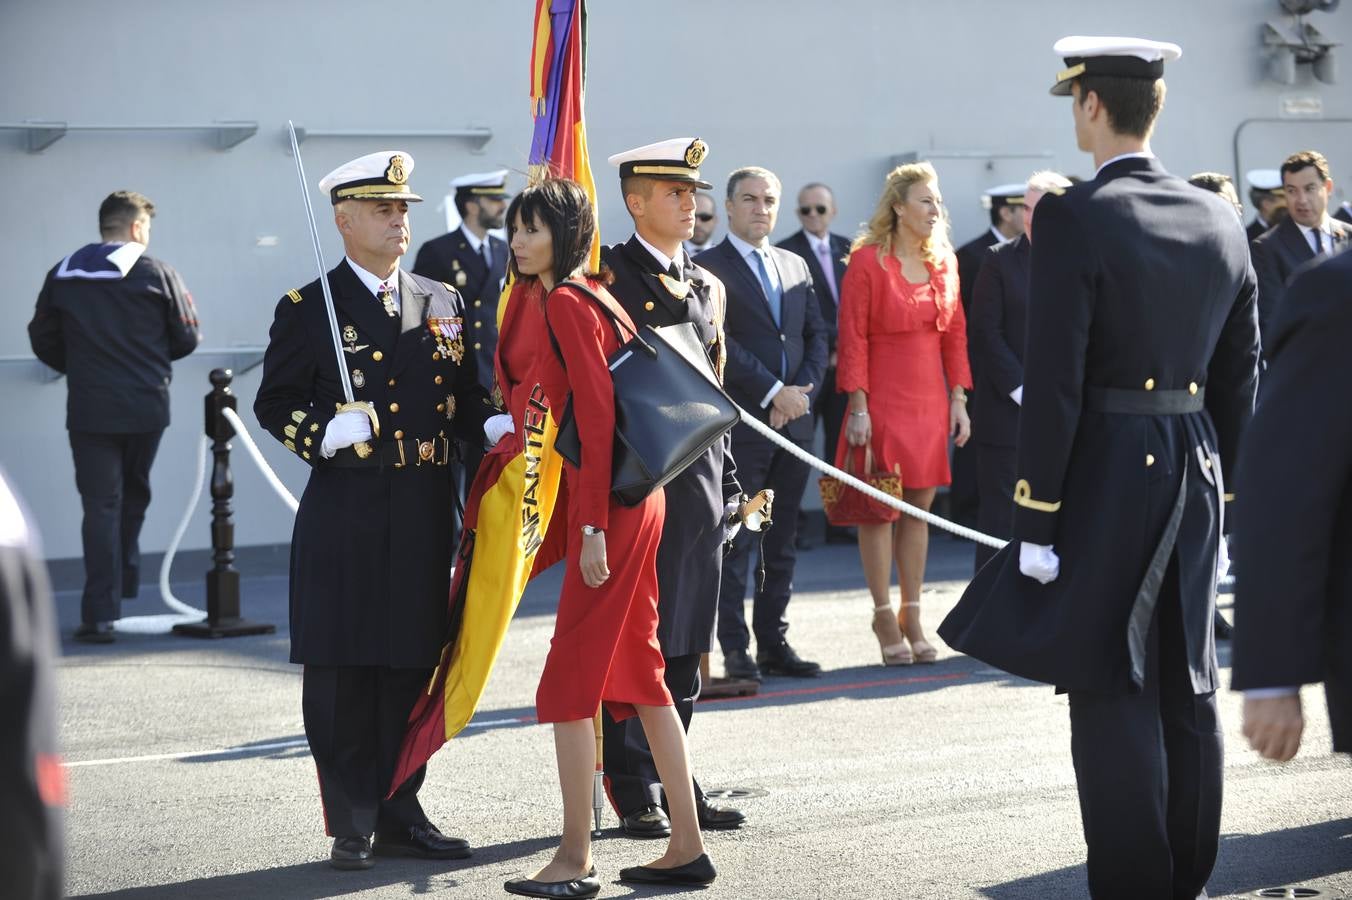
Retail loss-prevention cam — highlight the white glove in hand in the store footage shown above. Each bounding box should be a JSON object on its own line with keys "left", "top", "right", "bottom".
{"left": 484, "top": 413, "right": 515, "bottom": 447}
{"left": 1018, "top": 542, "right": 1060, "bottom": 584}
{"left": 320, "top": 410, "right": 373, "bottom": 458}
{"left": 724, "top": 499, "right": 742, "bottom": 544}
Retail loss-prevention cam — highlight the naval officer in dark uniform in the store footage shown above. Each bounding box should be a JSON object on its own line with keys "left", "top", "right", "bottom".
{"left": 255, "top": 151, "right": 499, "bottom": 871}
{"left": 939, "top": 37, "right": 1260, "bottom": 899}
{"left": 598, "top": 138, "right": 747, "bottom": 837}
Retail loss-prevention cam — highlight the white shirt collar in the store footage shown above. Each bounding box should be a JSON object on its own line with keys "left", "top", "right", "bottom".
{"left": 634, "top": 232, "right": 684, "bottom": 273}
{"left": 989, "top": 226, "right": 1015, "bottom": 246}
{"left": 803, "top": 230, "right": 832, "bottom": 255}
{"left": 346, "top": 257, "right": 400, "bottom": 299}
{"left": 684, "top": 239, "right": 712, "bottom": 255}
{"left": 726, "top": 230, "right": 769, "bottom": 261}
{"left": 1095, "top": 150, "right": 1156, "bottom": 178}
{"left": 1297, "top": 219, "right": 1332, "bottom": 239}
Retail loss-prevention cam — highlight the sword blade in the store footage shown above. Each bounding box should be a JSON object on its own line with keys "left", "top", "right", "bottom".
{"left": 287, "top": 120, "right": 354, "bottom": 404}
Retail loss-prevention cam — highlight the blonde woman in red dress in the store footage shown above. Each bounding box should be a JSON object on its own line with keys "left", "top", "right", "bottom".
{"left": 836, "top": 162, "right": 973, "bottom": 667}
{"left": 501, "top": 180, "right": 714, "bottom": 899}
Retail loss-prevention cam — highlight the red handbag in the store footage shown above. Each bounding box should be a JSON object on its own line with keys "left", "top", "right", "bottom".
{"left": 819, "top": 446, "right": 903, "bottom": 526}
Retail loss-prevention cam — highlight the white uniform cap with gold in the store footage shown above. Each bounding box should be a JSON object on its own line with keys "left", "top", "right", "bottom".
{"left": 981, "top": 183, "right": 1029, "bottom": 210}
{"left": 1245, "top": 168, "right": 1283, "bottom": 192}
{"left": 318, "top": 150, "right": 422, "bottom": 205}
{"left": 608, "top": 137, "right": 712, "bottom": 189}
{"left": 1050, "top": 36, "right": 1182, "bottom": 96}
{"left": 451, "top": 169, "right": 511, "bottom": 199}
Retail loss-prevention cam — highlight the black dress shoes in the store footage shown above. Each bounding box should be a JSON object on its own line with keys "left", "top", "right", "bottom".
{"left": 757, "top": 640, "right": 822, "bottom": 678}
{"left": 618, "top": 852, "right": 717, "bottom": 886}
{"left": 73, "top": 622, "right": 114, "bottom": 644}
{"left": 620, "top": 804, "right": 671, "bottom": 838}
{"left": 723, "top": 648, "right": 762, "bottom": 682}
{"left": 373, "top": 822, "right": 472, "bottom": 859}
{"left": 504, "top": 873, "right": 601, "bottom": 899}
{"left": 696, "top": 796, "right": 746, "bottom": 830}
{"left": 330, "top": 835, "right": 374, "bottom": 870}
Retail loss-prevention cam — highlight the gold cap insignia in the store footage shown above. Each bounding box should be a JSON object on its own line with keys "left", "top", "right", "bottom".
{"left": 386, "top": 155, "right": 409, "bottom": 185}
{"left": 342, "top": 324, "right": 357, "bottom": 344}
{"left": 684, "top": 139, "right": 708, "bottom": 168}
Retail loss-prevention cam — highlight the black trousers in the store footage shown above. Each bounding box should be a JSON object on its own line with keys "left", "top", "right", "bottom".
{"left": 68, "top": 430, "right": 163, "bottom": 625}
{"left": 302, "top": 665, "right": 432, "bottom": 838}
{"left": 718, "top": 436, "right": 811, "bottom": 653}
{"left": 817, "top": 366, "right": 847, "bottom": 486}
{"left": 1067, "top": 563, "right": 1222, "bottom": 900}
{"left": 949, "top": 434, "right": 980, "bottom": 528}
{"left": 602, "top": 652, "right": 703, "bottom": 816}
{"left": 974, "top": 443, "right": 1015, "bottom": 572}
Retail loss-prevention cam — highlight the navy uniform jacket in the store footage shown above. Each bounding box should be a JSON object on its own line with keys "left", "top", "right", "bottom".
{"left": 695, "top": 239, "right": 828, "bottom": 446}
{"left": 968, "top": 235, "right": 1030, "bottom": 449}
{"left": 1250, "top": 216, "right": 1352, "bottom": 343}
{"left": 1231, "top": 248, "right": 1352, "bottom": 752}
{"left": 1245, "top": 218, "right": 1270, "bottom": 243}
{"left": 412, "top": 228, "right": 508, "bottom": 392}
{"left": 28, "top": 247, "right": 200, "bottom": 433}
{"left": 254, "top": 260, "right": 494, "bottom": 667}
{"left": 775, "top": 229, "right": 850, "bottom": 351}
{"left": 954, "top": 229, "right": 1001, "bottom": 313}
{"left": 602, "top": 236, "right": 740, "bottom": 657}
{"left": 940, "top": 157, "right": 1260, "bottom": 695}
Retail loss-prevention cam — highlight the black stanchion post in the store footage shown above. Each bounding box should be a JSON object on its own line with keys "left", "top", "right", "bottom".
{"left": 173, "top": 368, "right": 276, "bottom": 639}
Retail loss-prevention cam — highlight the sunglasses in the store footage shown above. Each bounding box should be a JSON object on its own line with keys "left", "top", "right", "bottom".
{"left": 695, "top": 213, "right": 715, "bottom": 222}
{"left": 799, "top": 205, "right": 829, "bottom": 216}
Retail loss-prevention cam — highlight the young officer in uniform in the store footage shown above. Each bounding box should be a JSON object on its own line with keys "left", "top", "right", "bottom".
{"left": 255, "top": 151, "right": 504, "bottom": 871}
{"left": 598, "top": 138, "right": 747, "bottom": 838}
{"left": 940, "top": 37, "right": 1260, "bottom": 899}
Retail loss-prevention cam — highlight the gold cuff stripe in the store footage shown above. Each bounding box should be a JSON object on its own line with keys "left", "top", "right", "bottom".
{"left": 1056, "top": 63, "right": 1086, "bottom": 84}
{"left": 1014, "top": 479, "right": 1062, "bottom": 513}
{"left": 287, "top": 288, "right": 303, "bottom": 303}
{"left": 284, "top": 424, "right": 297, "bottom": 439}
{"left": 335, "top": 183, "right": 419, "bottom": 199}
{"left": 291, "top": 410, "right": 306, "bottom": 424}
{"left": 631, "top": 164, "right": 701, "bottom": 179}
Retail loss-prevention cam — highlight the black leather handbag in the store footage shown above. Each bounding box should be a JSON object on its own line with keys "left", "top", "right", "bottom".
{"left": 547, "top": 280, "right": 740, "bottom": 507}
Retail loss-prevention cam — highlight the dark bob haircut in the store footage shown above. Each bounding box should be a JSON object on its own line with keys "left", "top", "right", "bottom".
{"left": 505, "top": 178, "right": 600, "bottom": 283}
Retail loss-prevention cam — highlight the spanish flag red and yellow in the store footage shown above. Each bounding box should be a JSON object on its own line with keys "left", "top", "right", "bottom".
{"left": 391, "top": 0, "right": 597, "bottom": 791}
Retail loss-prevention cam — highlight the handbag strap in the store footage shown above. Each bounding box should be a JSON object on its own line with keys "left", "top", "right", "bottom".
{"left": 544, "top": 279, "right": 648, "bottom": 367}
{"left": 842, "top": 444, "right": 876, "bottom": 477}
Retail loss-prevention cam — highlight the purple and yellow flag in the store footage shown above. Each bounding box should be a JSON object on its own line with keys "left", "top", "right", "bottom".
{"left": 392, "top": 0, "right": 595, "bottom": 791}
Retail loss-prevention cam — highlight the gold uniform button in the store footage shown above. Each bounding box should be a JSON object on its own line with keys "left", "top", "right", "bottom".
{"left": 394, "top": 429, "right": 404, "bottom": 440}
{"left": 474, "top": 300, "right": 482, "bottom": 308}
{"left": 372, "top": 350, "right": 384, "bottom": 361}
{"left": 432, "top": 351, "right": 441, "bottom": 361}
{"left": 436, "top": 403, "right": 445, "bottom": 413}
{"left": 1144, "top": 378, "right": 1155, "bottom": 390}
{"left": 434, "top": 375, "right": 444, "bottom": 385}
{"left": 1188, "top": 382, "right": 1198, "bottom": 395}
{"left": 644, "top": 301, "right": 655, "bottom": 311}
{"left": 474, "top": 342, "right": 482, "bottom": 350}
{"left": 389, "top": 402, "right": 400, "bottom": 413}
{"left": 387, "top": 378, "right": 396, "bottom": 387}
{"left": 475, "top": 321, "right": 482, "bottom": 328}
{"left": 1146, "top": 454, "right": 1156, "bottom": 467}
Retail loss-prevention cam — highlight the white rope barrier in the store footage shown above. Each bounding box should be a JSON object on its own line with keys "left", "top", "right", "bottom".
{"left": 735, "top": 408, "right": 1008, "bottom": 550}
{"left": 220, "top": 407, "right": 299, "bottom": 513}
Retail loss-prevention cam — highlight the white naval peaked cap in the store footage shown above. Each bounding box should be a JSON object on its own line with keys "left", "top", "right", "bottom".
{"left": 318, "top": 150, "right": 422, "bottom": 205}
{"left": 451, "top": 169, "right": 511, "bottom": 197}
{"left": 607, "top": 137, "right": 713, "bottom": 189}
{"left": 981, "top": 183, "right": 1029, "bottom": 209}
{"left": 1246, "top": 168, "right": 1283, "bottom": 191}
{"left": 1049, "top": 35, "right": 1182, "bottom": 96}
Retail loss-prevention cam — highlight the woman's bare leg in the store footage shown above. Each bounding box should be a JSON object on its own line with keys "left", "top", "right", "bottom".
{"left": 531, "top": 718, "right": 594, "bottom": 881}
{"left": 632, "top": 702, "right": 706, "bottom": 868}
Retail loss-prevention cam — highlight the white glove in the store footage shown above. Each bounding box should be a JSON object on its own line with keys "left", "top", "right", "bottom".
{"left": 1217, "top": 535, "right": 1231, "bottom": 581}
{"left": 1010, "top": 385, "right": 1024, "bottom": 406}
{"left": 484, "top": 413, "right": 515, "bottom": 447}
{"left": 320, "top": 410, "right": 373, "bottom": 458}
{"left": 724, "top": 499, "right": 742, "bottom": 544}
{"left": 1018, "top": 542, "right": 1060, "bottom": 584}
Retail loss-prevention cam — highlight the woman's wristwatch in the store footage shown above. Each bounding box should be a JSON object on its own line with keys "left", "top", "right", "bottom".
{"left": 582, "top": 525, "right": 603, "bottom": 537}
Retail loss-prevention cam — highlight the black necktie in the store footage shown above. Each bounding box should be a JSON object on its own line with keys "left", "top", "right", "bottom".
{"left": 479, "top": 242, "right": 491, "bottom": 269}
{"left": 668, "top": 261, "right": 681, "bottom": 280}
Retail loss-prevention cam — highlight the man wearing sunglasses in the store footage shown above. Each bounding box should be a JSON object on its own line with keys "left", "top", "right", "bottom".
{"left": 683, "top": 192, "right": 719, "bottom": 256}
{"left": 776, "top": 184, "right": 852, "bottom": 544}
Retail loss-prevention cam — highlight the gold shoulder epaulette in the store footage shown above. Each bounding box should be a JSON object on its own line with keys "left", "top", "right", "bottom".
{"left": 287, "top": 289, "right": 303, "bottom": 304}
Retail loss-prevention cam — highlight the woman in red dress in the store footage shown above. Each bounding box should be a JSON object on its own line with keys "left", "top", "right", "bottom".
{"left": 501, "top": 180, "right": 714, "bottom": 899}
{"left": 836, "top": 162, "right": 973, "bottom": 667}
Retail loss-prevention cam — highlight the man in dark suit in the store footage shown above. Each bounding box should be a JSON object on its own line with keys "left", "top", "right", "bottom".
{"left": 683, "top": 191, "right": 719, "bottom": 257}
{"left": 599, "top": 138, "right": 747, "bottom": 838}
{"left": 698, "top": 166, "right": 828, "bottom": 681}
{"left": 967, "top": 171, "right": 1070, "bottom": 572}
{"left": 1250, "top": 150, "right": 1352, "bottom": 344}
{"left": 1232, "top": 247, "right": 1352, "bottom": 762}
{"left": 27, "top": 190, "right": 201, "bottom": 643}
{"left": 411, "top": 170, "right": 510, "bottom": 393}
{"left": 939, "top": 37, "right": 1260, "bottom": 898}
{"left": 255, "top": 151, "right": 498, "bottom": 870}
{"left": 776, "top": 182, "right": 852, "bottom": 544}
{"left": 951, "top": 185, "right": 1025, "bottom": 530}
{"left": 1244, "top": 168, "right": 1286, "bottom": 242}
{"left": 1336, "top": 199, "right": 1352, "bottom": 225}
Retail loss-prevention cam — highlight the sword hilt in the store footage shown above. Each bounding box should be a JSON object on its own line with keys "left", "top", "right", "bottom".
{"left": 337, "top": 401, "right": 380, "bottom": 459}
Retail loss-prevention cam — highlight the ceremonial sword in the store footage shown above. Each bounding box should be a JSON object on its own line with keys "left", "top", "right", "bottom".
{"left": 286, "top": 120, "right": 378, "bottom": 459}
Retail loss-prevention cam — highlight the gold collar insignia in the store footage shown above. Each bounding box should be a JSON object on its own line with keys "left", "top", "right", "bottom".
{"left": 658, "top": 273, "right": 690, "bottom": 300}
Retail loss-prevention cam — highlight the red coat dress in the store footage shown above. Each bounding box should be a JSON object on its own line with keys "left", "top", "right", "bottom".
{"left": 533, "top": 279, "right": 671, "bottom": 724}
{"left": 835, "top": 246, "right": 973, "bottom": 489}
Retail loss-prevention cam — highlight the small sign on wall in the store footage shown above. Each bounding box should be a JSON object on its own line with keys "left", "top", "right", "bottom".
{"left": 1279, "top": 95, "right": 1324, "bottom": 118}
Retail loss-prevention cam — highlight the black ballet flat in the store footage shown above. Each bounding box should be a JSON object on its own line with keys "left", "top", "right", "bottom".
{"left": 504, "top": 872, "right": 600, "bottom": 899}
{"left": 618, "top": 852, "right": 717, "bottom": 886}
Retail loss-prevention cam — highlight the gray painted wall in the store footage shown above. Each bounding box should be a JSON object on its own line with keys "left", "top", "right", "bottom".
{"left": 3, "top": 0, "right": 1348, "bottom": 561}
